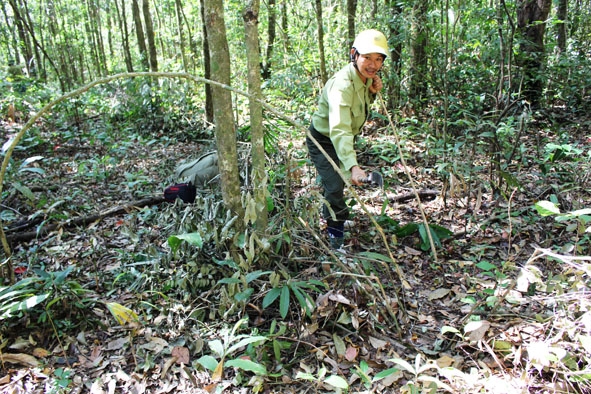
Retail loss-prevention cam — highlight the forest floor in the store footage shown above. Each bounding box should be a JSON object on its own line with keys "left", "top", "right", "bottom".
{"left": 1, "top": 107, "right": 591, "bottom": 393}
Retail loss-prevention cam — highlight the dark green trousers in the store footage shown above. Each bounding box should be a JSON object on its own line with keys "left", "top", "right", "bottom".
{"left": 306, "top": 125, "right": 349, "bottom": 234}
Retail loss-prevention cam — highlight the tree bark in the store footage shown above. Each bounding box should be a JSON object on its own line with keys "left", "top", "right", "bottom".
{"left": 7, "top": 0, "right": 33, "bottom": 76}
{"left": 314, "top": 0, "right": 327, "bottom": 84}
{"left": 142, "top": 0, "right": 158, "bottom": 72}
{"left": 347, "top": 0, "right": 357, "bottom": 49}
{"left": 132, "top": 0, "right": 149, "bottom": 71}
{"left": 409, "top": 0, "right": 429, "bottom": 105}
{"left": 243, "top": 0, "right": 268, "bottom": 231}
{"left": 200, "top": 0, "right": 214, "bottom": 124}
{"left": 386, "top": 0, "right": 402, "bottom": 109}
{"left": 516, "top": 0, "right": 552, "bottom": 106}
{"left": 556, "top": 0, "right": 567, "bottom": 54}
{"left": 114, "top": 0, "right": 134, "bottom": 72}
{"left": 1, "top": 2, "right": 19, "bottom": 64}
{"left": 204, "top": 0, "right": 245, "bottom": 221}
{"left": 261, "top": 0, "right": 276, "bottom": 80}
{"left": 175, "top": 0, "right": 188, "bottom": 72}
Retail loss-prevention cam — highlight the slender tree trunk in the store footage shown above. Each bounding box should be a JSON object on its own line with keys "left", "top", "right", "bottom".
{"left": 261, "top": 0, "right": 276, "bottom": 80}
{"left": 314, "top": 0, "right": 327, "bottom": 84}
{"left": 556, "top": 0, "right": 567, "bottom": 54}
{"left": 204, "top": 0, "right": 245, "bottom": 221}
{"left": 115, "top": 0, "right": 134, "bottom": 72}
{"left": 132, "top": 0, "right": 149, "bottom": 71}
{"left": 200, "top": 0, "right": 214, "bottom": 124}
{"left": 1, "top": 3, "right": 19, "bottom": 64}
{"left": 142, "top": 0, "right": 158, "bottom": 72}
{"left": 347, "top": 0, "right": 357, "bottom": 49}
{"left": 8, "top": 0, "right": 33, "bottom": 75}
{"left": 386, "top": 0, "right": 402, "bottom": 109}
{"left": 243, "top": 0, "right": 268, "bottom": 231}
{"left": 20, "top": 0, "right": 42, "bottom": 79}
{"left": 180, "top": 4, "right": 199, "bottom": 73}
{"left": 516, "top": 0, "right": 552, "bottom": 106}
{"left": 175, "top": 0, "right": 188, "bottom": 72}
{"left": 85, "top": 0, "right": 101, "bottom": 78}
{"left": 281, "top": 0, "right": 290, "bottom": 53}
{"left": 409, "top": 0, "right": 429, "bottom": 106}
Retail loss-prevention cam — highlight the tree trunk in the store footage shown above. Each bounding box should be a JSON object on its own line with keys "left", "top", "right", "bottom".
{"left": 142, "top": 0, "right": 158, "bottom": 72}
{"left": 1, "top": 2, "right": 19, "bottom": 64}
{"left": 556, "top": 0, "right": 567, "bottom": 54}
{"left": 346, "top": 0, "right": 357, "bottom": 49}
{"left": 180, "top": 3, "right": 199, "bottom": 74}
{"left": 114, "top": 0, "right": 134, "bottom": 72}
{"left": 261, "top": 0, "right": 276, "bottom": 80}
{"left": 409, "top": 0, "right": 429, "bottom": 106}
{"left": 200, "top": 0, "right": 214, "bottom": 124}
{"left": 386, "top": 0, "right": 402, "bottom": 109}
{"left": 516, "top": 0, "right": 552, "bottom": 106}
{"left": 314, "top": 0, "right": 327, "bottom": 84}
{"left": 204, "top": 0, "right": 245, "bottom": 221}
{"left": 243, "top": 0, "right": 268, "bottom": 231}
{"left": 7, "top": 0, "right": 33, "bottom": 76}
{"left": 175, "top": 0, "right": 188, "bottom": 72}
{"left": 132, "top": 0, "right": 149, "bottom": 71}
{"left": 281, "top": 0, "right": 290, "bottom": 53}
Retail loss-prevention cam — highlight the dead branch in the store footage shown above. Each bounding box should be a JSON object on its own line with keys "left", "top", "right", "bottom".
{"left": 6, "top": 195, "right": 166, "bottom": 245}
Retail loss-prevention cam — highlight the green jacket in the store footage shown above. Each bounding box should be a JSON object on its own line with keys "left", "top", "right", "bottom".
{"left": 311, "top": 63, "right": 374, "bottom": 171}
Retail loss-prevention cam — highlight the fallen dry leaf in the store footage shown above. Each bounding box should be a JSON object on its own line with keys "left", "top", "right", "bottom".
{"left": 464, "top": 320, "right": 491, "bottom": 343}
{"left": 32, "top": 347, "right": 50, "bottom": 358}
{"left": 428, "top": 288, "right": 451, "bottom": 301}
{"left": 369, "top": 336, "right": 388, "bottom": 350}
{"left": 172, "top": 346, "right": 190, "bottom": 364}
{"left": 345, "top": 346, "right": 358, "bottom": 362}
{"left": 1, "top": 353, "right": 40, "bottom": 367}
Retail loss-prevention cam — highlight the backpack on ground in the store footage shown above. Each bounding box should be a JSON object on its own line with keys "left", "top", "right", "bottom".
{"left": 174, "top": 150, "right": 219, "bottom": 187}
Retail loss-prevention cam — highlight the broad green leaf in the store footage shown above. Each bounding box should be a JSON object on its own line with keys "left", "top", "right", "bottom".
{"left": 358, "top": 251, "right": 393, "bottom": 263}
{"left": 12, "top": 182, "right": 34, "bottom": 201}
{"left": 234, "top": 288, "right": 254, "bottom": 302}
{"left": 226, "top": 336, "right": 267, "bottom": 356}
{"left": 167, "top": 232, "right": 203, "bottom": 253}
{"left": 217, "top": 278, "right": 241, "bottom": 285}
{"left": 196, "top": 355, "right": 219, "bottom": 371}
{"left": 323, "top": 375, "right": 348, "bottom": 389}
{"left": 395, "top": 222, "right": 419, "bottom": 237}
{"left": 262, "top": 288, "right": 281, "bottom": 309}
{"left": 245, "top": 270, "right": 272, "bottom": 283}
{"left": 476, "top": 260, "right": 496, "bottom": 271}
{"left": 534, "top": 201, "right": 560, "bottom": 216}
{"left": 291, "top": 285, "right": 314, "bottom": 316}
{"left": 373, "top": 367, "right": 399, "bottom": 382}
{"left": 280, "top": 285, "right": 290, "bottom": 319}
{"left": 0, "top": 293, "right": 49, "bottom": 319}
{"left": 225, "top": 358, "right": 267, "bottom": 375}
{"left": 208, "top": 339, "right": 224, "bottom": 358}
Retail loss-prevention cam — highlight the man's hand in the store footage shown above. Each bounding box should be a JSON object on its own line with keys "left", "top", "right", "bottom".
{"left": 369, "top": 74, "right": 383, "bottom": 94}
{"left": 351, "top": 166, "right": 367, "bottom": 186}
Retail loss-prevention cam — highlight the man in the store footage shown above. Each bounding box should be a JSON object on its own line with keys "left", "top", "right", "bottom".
{"left": 306, "top": 29, "right": 389, "bottom": 250}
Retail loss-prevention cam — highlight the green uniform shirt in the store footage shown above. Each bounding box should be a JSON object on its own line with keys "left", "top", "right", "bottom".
{"left": 311, "top": 63, "right": 374, "bottom": 171}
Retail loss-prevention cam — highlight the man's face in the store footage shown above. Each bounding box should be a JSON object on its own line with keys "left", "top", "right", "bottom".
{"left": 352, "top": 51, "right": 385, "bottom": 82}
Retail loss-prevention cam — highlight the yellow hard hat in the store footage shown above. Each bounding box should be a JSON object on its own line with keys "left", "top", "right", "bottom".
{"left": 352, "top": 29, "right": 389, "bottom": 58}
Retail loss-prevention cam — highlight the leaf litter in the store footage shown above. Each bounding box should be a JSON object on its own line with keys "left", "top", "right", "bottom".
{"left": 0, "top": 112, "right": 591, "bottom": 393}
